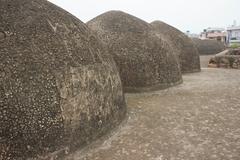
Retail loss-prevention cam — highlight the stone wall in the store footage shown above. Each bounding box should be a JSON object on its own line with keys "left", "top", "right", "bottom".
{"left": 208, "top": 49, "right": 240, "bottom": 69}
{"left": 0, "top": 0, "right": 126, "bottom": 159}
{"left": 87, "top": 11, "right": 182, "bottom": 92}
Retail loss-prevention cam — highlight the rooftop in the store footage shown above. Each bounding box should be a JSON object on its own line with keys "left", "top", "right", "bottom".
{"left": 207, "top": 32, "right": 227, "bottom": 38}
{"left": 227, "top": 26, "right": 240, "bottom": 31}
{"left": 206, "top": 27, "right": 225, "bottom": 32}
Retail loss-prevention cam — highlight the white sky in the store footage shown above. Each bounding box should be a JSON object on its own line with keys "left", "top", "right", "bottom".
{"left": 48, "top": 0, "right": 240, "bottom": 34}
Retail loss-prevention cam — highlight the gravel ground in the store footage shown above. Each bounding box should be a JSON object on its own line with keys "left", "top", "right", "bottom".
{"left": 66, "top": 68, "right": 240, "bottom": 160}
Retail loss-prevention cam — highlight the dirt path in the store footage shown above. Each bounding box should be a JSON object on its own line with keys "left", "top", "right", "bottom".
{"left": 200, "top": 55, "right": 213, "bottom": 68}
{"left": 66, "top": 68, "right": 240, "bottom": 160}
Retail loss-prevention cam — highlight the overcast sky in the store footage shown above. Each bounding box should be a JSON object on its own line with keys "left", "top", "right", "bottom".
{"left": 48, "top": 0, "right": 239, "bottom": 34}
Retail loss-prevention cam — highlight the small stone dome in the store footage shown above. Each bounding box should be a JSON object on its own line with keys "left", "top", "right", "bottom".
{"left": 192, "top": 38, "right": 226, "bottom": 55}
{"left": 151, "top": 21, "right": 201, "bottom": 73}
{"left": 87, "top": 11, "right": 182, "bottom": 92}
{"left": 0, "top": 0, "right": 126, "bottom": 159}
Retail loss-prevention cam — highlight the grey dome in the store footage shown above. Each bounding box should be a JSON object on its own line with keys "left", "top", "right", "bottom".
{"left": 192, "top": 38, "right": 226, "bottom": 55}
{"left": 0, "top": 1, "right": 126, "bottom": 159}
{"left": 151, "top": 21, "right": 201, "bottom": 73}
{"left": 87, "top": 11, "right": 182, "bottom": 92}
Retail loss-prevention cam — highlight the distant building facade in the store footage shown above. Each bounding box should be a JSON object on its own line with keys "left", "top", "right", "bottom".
{"left": 227, "top": 26, "right": 240, "bottom": 46}
{"left": 200, "top": 28, "right": 227, "bottom": 43}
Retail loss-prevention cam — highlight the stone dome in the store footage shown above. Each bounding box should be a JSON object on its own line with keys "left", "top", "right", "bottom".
{"left": 87, "top": 11, "right": 182, "bottom": 92}
{"left": 151, "top": 21, "right": 201, "bottom": 73}
{"left": 0, "top": 0, "right": 126, "bottom": 159}
{"left": 192, "top": 38, "right": 226, "bottom": 55}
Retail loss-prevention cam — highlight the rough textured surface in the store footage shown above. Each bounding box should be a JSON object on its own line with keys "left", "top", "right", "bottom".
{"left": 151, "top": 21, "right": 201, "bottom": 73}
{"left": 192, "top": 38, "right": 226, "bottom": 55}
{"left": 208, "top": 48, "right": 240, "bottom": 69}
{"left": 87, "top": 11, "right": 182, "bottom": 93}
{"left": 66, "top": 68, "right": 240, "bottom": 160}
{"left": 0, "top": 1, "right": 126, "bottom": 159}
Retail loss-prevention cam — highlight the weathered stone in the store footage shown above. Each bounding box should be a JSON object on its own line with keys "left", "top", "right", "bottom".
{"left": 192, "top": 38, "right": 226, "bottom": 55}
{"left": 87, "top": 11, "right": 182, "bottom": 93}
{"left": 0, "top": 31, "right": 5, "bottom": 41}
{"left": 208, "top": 48, "right": 240, "bottom": 69}
{"left": 0, "top": 0, "right": 126, "bottom": 159}
{"left": 151, "top": 21, "right": 201, "bottom": 73}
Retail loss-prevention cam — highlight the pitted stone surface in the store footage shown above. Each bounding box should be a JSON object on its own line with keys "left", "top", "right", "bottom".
{"left": 0, "top": 0, "right": 126, "bottom": 159}
{"left": 151, "top": 21, "right": 201, "bottom": 73}
{"left": 192, "top": 38, "right": 226, "bottom": 55}
{"left": 0, "top": 31, "right": 5, "bottom": 41}
{"left": 208, "top": 48, "right": 240, "bottom": 69}
{"left": 87, "top": 11, "right": 182, "bottom": 93}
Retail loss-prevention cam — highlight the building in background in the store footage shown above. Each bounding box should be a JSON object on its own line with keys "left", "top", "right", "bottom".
{"left": 227, "top": 26, "right": 240, "bottom": 47}
{"left": 200, "top": 28, "right": 227, "bottom": 43}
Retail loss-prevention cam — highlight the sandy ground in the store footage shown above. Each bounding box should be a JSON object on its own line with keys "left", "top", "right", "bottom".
{"left": 65, "top": 68, "right": 240, "bottom": 160}
{"left": 200, "top": 55, "right": 213, "bottom": 68}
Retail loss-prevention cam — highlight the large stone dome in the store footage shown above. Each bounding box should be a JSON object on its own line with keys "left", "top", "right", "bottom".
{"left": 151, "top": 21, "right": 201, "bottom": 73}
{"left": 192, "top": 38, "right": 226, "bottom": 55}
{"left": 0, "top": 0, "right": 126, "bottom": 159}
{"left": 87, "top": 11, "right": 182, "bottom": 92}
